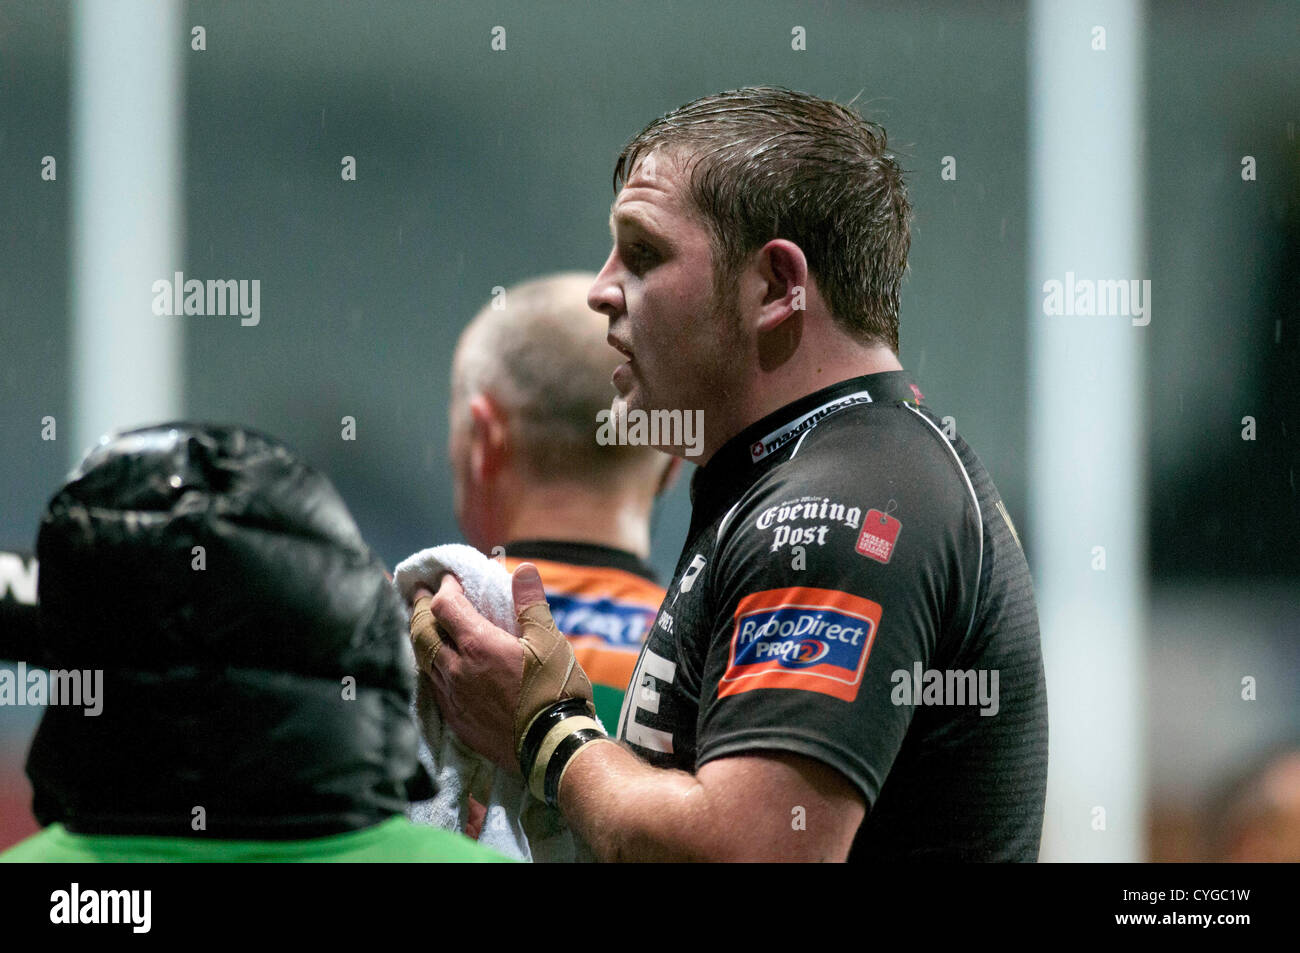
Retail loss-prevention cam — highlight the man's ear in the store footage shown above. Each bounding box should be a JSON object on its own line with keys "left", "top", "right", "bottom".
{"left": 467, "top": 393, "right": 510, "bottom": 483}
{"left": 753, "top": 239, "right": 811, "bottom": 334}
{"left": 655, "top": 455, "right": 684, "bottom": 496}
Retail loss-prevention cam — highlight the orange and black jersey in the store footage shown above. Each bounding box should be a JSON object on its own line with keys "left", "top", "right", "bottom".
{"left": 502, "top": 541, "right": 664, "bottom": 733}
{"left": 616, "top": 371, "right": 1049, "bottom": 861}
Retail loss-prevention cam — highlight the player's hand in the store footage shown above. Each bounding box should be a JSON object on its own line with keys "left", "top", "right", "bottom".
{"left": 410, "top": 572, "right": 525, "bottom": 772}
{"left": 409, "top": 563, "right": 601, "bottom": 790}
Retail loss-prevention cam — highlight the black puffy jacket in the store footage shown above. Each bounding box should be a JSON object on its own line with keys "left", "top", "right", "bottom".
{"left": 27, "top": 423, "right": 430, "bottom": 839}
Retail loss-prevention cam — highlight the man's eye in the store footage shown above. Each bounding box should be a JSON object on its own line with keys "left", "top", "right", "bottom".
{"left": 624, "top": 242, "right": 656, "bottom": 273}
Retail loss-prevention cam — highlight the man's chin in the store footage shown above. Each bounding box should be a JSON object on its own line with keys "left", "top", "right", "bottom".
{"left": 611, "top": 358, "right": 635, "bottom": 392}
{"left": 612, "top": 379, "right": 647, "bottom": 415}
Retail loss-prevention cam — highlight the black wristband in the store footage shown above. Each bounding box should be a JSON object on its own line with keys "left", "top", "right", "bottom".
{"left": 543, "top": 727, "right": 606, "bottom": 808}
{"left": 518, "top": 697, "right": 591, "bottom": 780}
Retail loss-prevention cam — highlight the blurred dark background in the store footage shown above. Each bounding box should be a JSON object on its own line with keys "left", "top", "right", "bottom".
{"left": 1, "top": 0, "right": 1296, "bottom": 859}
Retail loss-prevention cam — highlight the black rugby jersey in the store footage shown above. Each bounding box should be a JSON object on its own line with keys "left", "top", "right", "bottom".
{"left": 614, "top": 371, "right": 1048, "bottom": 861}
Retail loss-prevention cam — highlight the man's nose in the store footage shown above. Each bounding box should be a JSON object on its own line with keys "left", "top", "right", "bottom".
{"left": 588, "top": 249, "right": 623, "bottom": 318}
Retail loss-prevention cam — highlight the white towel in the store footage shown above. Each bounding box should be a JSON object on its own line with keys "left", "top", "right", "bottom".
{"left": 393, "top": 543, "right": 591, "bottom": 863}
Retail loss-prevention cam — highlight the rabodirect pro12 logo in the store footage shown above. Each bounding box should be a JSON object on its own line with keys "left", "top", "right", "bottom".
{"left": 719, "top": 587, "right": 881, "bottom": 702}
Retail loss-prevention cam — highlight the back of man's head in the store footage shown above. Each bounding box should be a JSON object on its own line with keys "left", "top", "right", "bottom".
{"left": 28, "top": 423, "right": 424, "bottom": 840}
{"left": 1209, "top": 746, "right": 1300, "bottom": 862}
{"left": 451, "top": 272, "right": 664, "bottom": 487}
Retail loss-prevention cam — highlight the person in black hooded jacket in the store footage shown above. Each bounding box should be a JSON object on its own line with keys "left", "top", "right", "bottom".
{"left": 1, "top": 423, "right": 505, "bottom": 862}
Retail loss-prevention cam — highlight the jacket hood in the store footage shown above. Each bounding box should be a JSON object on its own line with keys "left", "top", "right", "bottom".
{"left": 27, "top": 423, "right": 430, "bottom": 839}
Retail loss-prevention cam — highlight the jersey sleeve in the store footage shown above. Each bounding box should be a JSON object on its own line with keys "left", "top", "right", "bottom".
{"left": 693, "top": 416, "right": 980, "bottom": 807}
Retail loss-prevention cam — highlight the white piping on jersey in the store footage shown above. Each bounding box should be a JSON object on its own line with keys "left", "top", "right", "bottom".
{"left": 715, "top": 498, "right": 743, "bottom": 544}
{"left": 904, "top": 403, "right": 984, "bottom": 640}
{"left": 788, "top": 428, "right": 811, "bottom": 460}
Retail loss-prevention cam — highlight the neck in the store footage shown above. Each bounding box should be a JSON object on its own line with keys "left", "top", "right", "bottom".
{"left": 482, "top": 481, "right": 654, "bottom": 560}
{"left": 699, "top": 341, "right": 903, "bottom": 465}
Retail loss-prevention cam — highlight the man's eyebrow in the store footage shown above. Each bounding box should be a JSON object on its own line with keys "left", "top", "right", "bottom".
{"left": 608, "top": 208, "right": 656, "bottom": 239}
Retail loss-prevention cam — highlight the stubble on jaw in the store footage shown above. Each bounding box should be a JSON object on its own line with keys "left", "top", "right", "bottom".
{"left": 616, "top": 282, "right": 746, "bottom": 461}
{"left": 691, "top": 272, "right": 747, "bottom": 415}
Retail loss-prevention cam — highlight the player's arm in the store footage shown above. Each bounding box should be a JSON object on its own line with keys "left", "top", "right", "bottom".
{"left": 412, "top": 564, "right": 863, "bottom": 862}
{"left": 557, "top": 740, "right": 865, "bottom": 862}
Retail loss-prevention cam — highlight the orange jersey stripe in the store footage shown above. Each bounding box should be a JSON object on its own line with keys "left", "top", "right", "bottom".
{"left": 569, "top": 639, "right": 641, "bottom": 690}
{"left": 502, "top": 557, "right": 666, "bottom": 608}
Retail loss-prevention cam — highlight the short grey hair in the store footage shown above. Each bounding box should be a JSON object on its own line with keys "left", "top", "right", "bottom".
{"left": 452, "top": 273, "right": 661, "bottom": 482}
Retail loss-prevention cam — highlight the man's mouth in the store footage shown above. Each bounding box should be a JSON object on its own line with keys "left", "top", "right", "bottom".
{"left": 607, "top": 333, "right": 637, "bottom": 395}
{"left": 607, "top": 334, "right": 634, "bottom": 362}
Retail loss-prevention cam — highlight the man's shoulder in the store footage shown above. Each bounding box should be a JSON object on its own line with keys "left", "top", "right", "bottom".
{"left": 502, "top": 547, "right": 665, "bottom": 605}
{"left": 797, "top": 397, "right": 957, "bottom": 470}
{"left": 698, "top": 398, "right": 983, "bottom": 633}
{"left": 730, "top": 401, "right": 974, "bottom": 538}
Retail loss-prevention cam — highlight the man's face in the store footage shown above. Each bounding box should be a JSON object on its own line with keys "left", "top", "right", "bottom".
{"left": 589, "top": 151, "right": 744, "bottom": 429}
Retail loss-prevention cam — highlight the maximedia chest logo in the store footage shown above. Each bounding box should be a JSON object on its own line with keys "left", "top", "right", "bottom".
{"left": 151, "top": 272, "right": 261, "bottom": 326}
{"left": 750, "top": 391, "right": 872, "bottom": 462}
{"left": 51, "top": 884, "right": 151, "bottom": 933}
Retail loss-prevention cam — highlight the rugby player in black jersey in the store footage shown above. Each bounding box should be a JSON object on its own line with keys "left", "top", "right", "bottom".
{"left": 409, "top": 87, "right": 1048, "bottom": 862}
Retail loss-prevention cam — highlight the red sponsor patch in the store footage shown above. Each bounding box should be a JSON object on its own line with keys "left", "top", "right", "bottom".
{"left": 718, "top": 587, "right": 881, "bottom": 702}
{"left": 856, "top": 508, "right": 901, "bottom": 563}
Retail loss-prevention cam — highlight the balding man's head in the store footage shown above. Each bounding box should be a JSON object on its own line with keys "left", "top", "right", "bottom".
{"left": 450, "top": 272, "right": 664, "bottom": 487}
{"left": 1211, "top": 748, "right": 1300, "bottom": 862}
